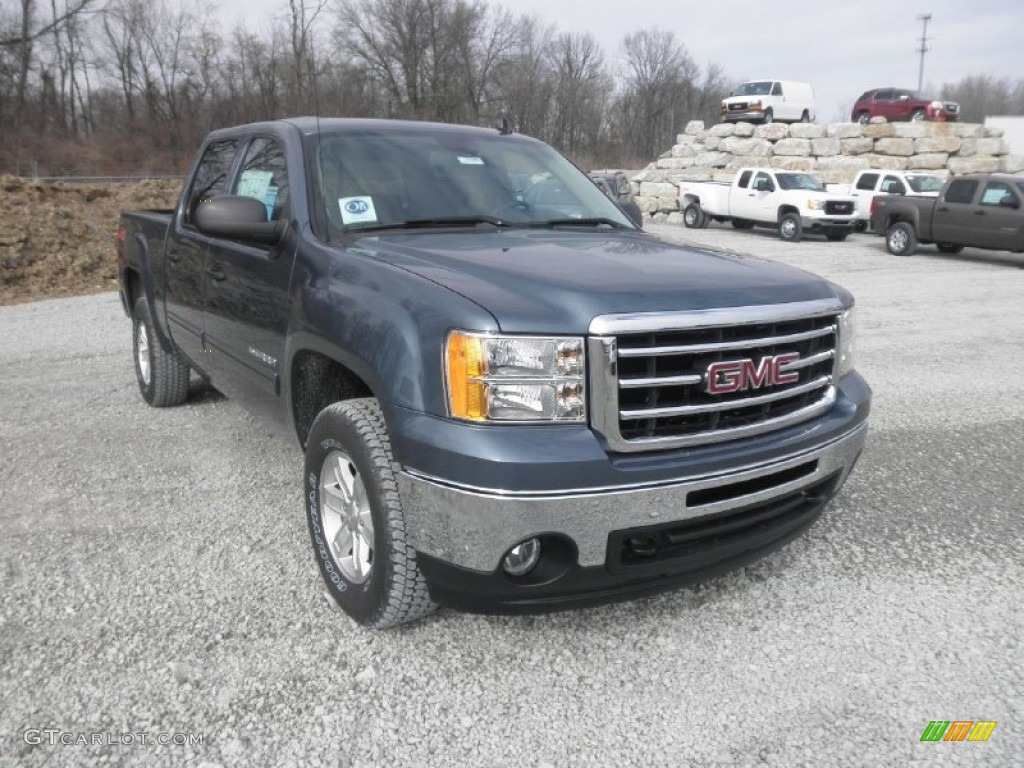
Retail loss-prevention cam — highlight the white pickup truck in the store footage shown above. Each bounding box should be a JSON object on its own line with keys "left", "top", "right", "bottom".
{"left": 826, "top": 169, "right": 944, "bottom": 231}
{"left": 679, "top": 168, "right": 858, "bottom": 242}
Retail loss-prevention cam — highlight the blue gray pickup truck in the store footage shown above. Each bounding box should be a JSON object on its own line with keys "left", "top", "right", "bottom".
{"left": 117, "top": 118, "right": 871, "bottom": 628}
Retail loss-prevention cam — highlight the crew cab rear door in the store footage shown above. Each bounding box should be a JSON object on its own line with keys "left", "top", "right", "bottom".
{"left": 165, "top": 138, "right": 239, "bottom": 364}
{"left": 973, "top": 180, "right": 1023, "bottom": 250}
{"left": 201, "top": 135, "right": 296, "bottom": 408}
{"left": 932, "top": 178, "right": 980, "bottom": 245}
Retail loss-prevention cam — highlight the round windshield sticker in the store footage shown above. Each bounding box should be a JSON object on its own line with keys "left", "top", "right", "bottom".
{"left": 338, "top": 196, "right": 377, "bottom": 224}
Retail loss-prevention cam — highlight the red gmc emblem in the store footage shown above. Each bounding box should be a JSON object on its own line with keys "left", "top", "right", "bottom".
{"left": 705, "top": 352, "right": 801, "bottom": 394}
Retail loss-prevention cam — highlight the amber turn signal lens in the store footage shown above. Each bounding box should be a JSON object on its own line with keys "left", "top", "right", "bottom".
{"left": 446, "top": 332, "right": 487, "bottom": 420}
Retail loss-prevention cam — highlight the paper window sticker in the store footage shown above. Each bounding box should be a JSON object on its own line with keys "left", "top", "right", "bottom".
{"left": 237, "top": 169, "right": 273, "bottom": 200}
{"left": 263, "top": 186, "right": 278, "bottom": 220}
{"left": 339, "top": 196, "right": 378, "bottom": 224}
{"left": 457, "top": 156, "right": 485, "bottom": 165}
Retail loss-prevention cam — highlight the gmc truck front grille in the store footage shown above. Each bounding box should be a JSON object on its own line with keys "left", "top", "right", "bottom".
{"left": 945, "top": 103, "right": 959, "bottom": 113}
{"left": 729, "top": 103, "right": 747, "bottom": 111}
{"left": 825, "top": 201, "right": 854, "bottom": 215}
{"left": 588, "top": 300, "right": 842, "bottom": 452}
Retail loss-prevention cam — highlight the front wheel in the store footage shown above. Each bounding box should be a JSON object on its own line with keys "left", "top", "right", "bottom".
{"left": 132, "top": 297, "right": 190, "bottom": 407}
{"left": 763, "top": 108, "right": 774, "bottom": 124}
{"left": 305, "top": 399, "right": 436, "bottom": 629}
{"left": 937, "top": 242, "right": 963, "bottom": 254}
{"left": 778, "top": 212, "right": 802, "bottom": 242}
{"left": 911, "top": 109, "right": 926, "bottom": 122}
{"left": 800, "top": 110, "right": 810, "bottom": 123}
{"left": 856, "top": 112, "right": 870, "bottom": 125}
{"left": 886, "top": 221, "right": 918, "bottom": 256}
{"left": 683, "top": 203, "right": 706, "bottom": 229}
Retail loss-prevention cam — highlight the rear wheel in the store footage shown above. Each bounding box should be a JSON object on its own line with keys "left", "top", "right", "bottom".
{"left": 856, "top": 112, "right": 870, "bottom": 125}
{"left": 937, "top": 242, "right": 963, "bottom": 254}
{"left": 683, "top": 203, "right": 706, "bottom": 229}
{"left": 911, "top": 109, "right": 926, "bottom": 122}
{"left": 305, "top": 399, "right": 436, "bottom": 629}
{"left": 886, "top": 221, "right": 917, "bottom": 256}
{"left": 132, "top": 297, "right": 189, "bottom": 407}
{"left": 778, "top": 212, "right": 802, "bottom": 242}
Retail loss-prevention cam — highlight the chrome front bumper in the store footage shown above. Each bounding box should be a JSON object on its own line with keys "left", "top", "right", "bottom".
{"left": 399, "top": 422, "right": 867, "bottom": 573}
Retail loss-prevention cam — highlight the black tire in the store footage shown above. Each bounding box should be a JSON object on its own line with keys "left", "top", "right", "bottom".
{"left": 683, "top": 203, "right": 705, "bottom": 229}
{"left": 853, "top": 220, "right": 868, "bottom": 233}
{"left": 305, "top": 399, "right": 436, "bottom": 629}
{"left": 132, "top": 297, "right": 189, "bottom": 407}
{"left": 763, "top": 108, "right": 774, "bottom": 124}
{"left": 937, "top": 242, "right": 963, "bottom": 254}
{"left": 910, "top": 109, "right": 926, "bottom": 122}
{"left": 800, "top": 110, "right": 810, "bottom": 123}
{"left": 778, "top": 212, "right": 802, "bottom": 242}
{"left": 731, "top": 219, "right": 755, "bottom": 230}
{"left": 825, "top": 231, "right": 848, "bottom": 242}
{"left": 856, "top": 112, "right": 870, "bottom": 125}
{"left": 886, "top": 221, "right": 917, "bottom": 256}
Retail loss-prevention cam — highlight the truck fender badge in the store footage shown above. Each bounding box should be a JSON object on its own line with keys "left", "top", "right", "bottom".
{"left": 705, "top": 352, "right": 800, "bottom": 394}
{"left": 248, "top": 346, "right": 277, "bottom": 368}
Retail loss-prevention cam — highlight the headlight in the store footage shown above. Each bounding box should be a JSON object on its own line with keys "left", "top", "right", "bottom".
{"left": 837, "top": 307, "right": 856, "bottom": 376}
{"left": 930, "top": 100, "right": 943, "bottom": 109}
{"left": 445, "top": 332, "right": 586, "bottom": 422}
{"left": 806, "top": 199, "right": 825, "bottom": 211}
{"left": 750, "top": 99, "right": 762, "bottom": 108}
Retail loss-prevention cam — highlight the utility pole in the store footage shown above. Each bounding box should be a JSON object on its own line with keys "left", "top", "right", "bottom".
{"left": 916, "top": 13, "right": 932, "bottom": 92}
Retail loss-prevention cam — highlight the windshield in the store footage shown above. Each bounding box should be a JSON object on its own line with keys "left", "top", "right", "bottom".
{"left": 906, "top": 174, "right": 943, "bottom": 194}
{"left": 730, "top": 81, "right": 773, "bottom": 97}
{"left": 310, "top": 128, "right": 634, "bottom": 237}
{"left": 776, "top": 173, "right": 826, "bottom": 192}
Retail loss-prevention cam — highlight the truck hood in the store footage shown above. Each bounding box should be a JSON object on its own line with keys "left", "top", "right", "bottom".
{"left": 348, "top": 230, "right": 840, "bottom": 333}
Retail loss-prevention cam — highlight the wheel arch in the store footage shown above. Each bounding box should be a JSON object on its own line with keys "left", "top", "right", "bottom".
{"left": 777, "top": 204, "right": 800, "bottom": 219}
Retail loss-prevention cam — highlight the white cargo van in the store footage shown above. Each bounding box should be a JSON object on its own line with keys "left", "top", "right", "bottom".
{"left": 721, "top": 80, "right": 816, "bottom": 124}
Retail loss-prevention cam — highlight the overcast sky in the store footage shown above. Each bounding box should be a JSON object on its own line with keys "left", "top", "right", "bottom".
{"left": 216, "top": 0, "right": 1024, "bottom": 123}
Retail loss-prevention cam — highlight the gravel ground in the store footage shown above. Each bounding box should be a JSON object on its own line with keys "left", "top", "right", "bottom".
{"left": 1, "top": 222, "right": 1022, "bottom": 766}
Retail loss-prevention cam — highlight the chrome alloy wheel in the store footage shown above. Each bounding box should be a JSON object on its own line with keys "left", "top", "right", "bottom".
{"left": 780, "top": 218, "right": 798, "bottom": 238}
{"left": 136, "top": 322, "right": 151, "bottom": 386}
{"left": 319, "top": 450, "right": 374, "bottom": 584}
{"left": 889, "top": 228, "right": 908, "bottom": 252}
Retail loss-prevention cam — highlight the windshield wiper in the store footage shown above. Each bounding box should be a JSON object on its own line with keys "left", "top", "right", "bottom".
{"left": 530, "top": 217, "right": 631, "bottom": 229}
{"left": 347, "top": 216, "right": 515, "bottom": 233}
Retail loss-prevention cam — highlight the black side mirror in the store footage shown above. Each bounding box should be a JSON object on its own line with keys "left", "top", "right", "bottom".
{"left": 1000, "top": 195, "right": 1020, "bottom": 209}
{"left": 617, "top": 200, "right": 643, "bottom": 229}
{"left": 195, "top": 195, "right": 285, "bottom": 245}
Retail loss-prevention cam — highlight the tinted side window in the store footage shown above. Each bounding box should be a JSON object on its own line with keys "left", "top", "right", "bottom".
{"left": 979, "top": 181, "right": 1015, "bottom": 206}
{"left": 856, "top": 173, "right": 879, "bottom": 191}
{"left": 232, "top": 137, "right": 290, "bottom": 221}
{"left": 944, "top": 179, "right": 979, "bottom": 204}
{"left": 185, "top": 139, "right": 238, "bottom": 225}
{"left": 875, "top": 90, "right": 893, "bottom": 102}
{"left": 771, "top": 82, "right": 782, "bottom": 96}
{"left": 738, "top": 170, "right": 753, "bottom": 188}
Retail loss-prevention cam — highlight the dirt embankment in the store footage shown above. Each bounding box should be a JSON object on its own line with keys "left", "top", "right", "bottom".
{"left": 0, "top": 176, "right": 180, "bottom": 305}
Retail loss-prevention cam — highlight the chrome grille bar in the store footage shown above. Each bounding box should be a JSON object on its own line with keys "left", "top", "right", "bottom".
{"left": 621, "top": 376, "right": 831, "bottom": 419}
{"left": 617, "top": 325, "right": 835, "bottom": 357}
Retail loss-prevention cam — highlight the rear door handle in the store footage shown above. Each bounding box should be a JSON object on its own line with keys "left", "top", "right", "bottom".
{"left": 938, "top": 206, "right": 949, "bottom": 212}
{"left": 974, "top": 210, "right": 986, "bottom": 216}
{"left": 206, "top": 265, "right": 227, "bottom": 282}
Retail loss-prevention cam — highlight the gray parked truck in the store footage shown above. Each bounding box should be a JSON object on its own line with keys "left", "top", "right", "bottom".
{"left": 117, "top": 118, "right": 871, "bottom": 628}
{"left": 872, "top": 173, "right": 1024, "bottom": 256}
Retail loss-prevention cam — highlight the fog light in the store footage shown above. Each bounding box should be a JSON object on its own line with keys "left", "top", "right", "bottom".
{"left": 502, "top": 538, "right": 541, "bottom": 576}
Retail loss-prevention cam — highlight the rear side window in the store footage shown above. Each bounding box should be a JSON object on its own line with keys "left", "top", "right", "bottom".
{"left": 979, "top": 181, "right": 1015, "bottom": 206}
{"left": 233, "top": 137, "right": 290, "bottom": 221}
{"left": 185, "top": 139, "right": 238, "bottom": 225}
{"left": 771, "top": 82, "right": 782, "bottom": 96}
{"left": 875, "top": 90, "right": 893, "bottom": 102}
{"left": 738, "top": 170, "right": 753, "bottom": 188}
{"left": 855, "top": 173, "right": 879, "bottom": 191}
{"left": 944, "top": 180, "right": 979, "bottom": 205}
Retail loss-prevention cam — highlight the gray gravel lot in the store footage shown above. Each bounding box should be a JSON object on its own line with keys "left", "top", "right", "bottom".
{"left": 1, "top": 223, "right": 1022, "bottom": 767}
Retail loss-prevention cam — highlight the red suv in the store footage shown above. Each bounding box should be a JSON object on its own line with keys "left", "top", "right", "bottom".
{"left": 851, "top": 88, "right": 960, "bottom": 124}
